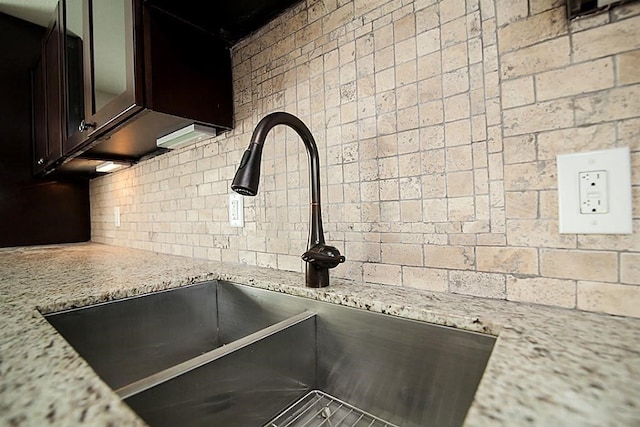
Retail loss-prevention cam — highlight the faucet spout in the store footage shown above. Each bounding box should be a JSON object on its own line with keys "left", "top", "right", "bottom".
{"left": 231, "top": 112, "right": 345, "bottom": 288}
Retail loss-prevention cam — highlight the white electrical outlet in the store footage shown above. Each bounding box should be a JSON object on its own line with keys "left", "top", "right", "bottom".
{"left": 557, "top": 147, "right": 632, "bottom": 234}
{"left": 579, "top": 170, "right": 608, "bottom": 214}
{"left": 114, "top": 207, "right": 121, "bottom": 228}
{"left": 229, "top": 193, "right": 244, "bottom": 227}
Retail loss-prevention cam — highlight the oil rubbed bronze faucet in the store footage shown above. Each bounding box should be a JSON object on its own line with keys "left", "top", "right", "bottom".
{"left": 231, "top": 112, "right": 345, "bottom": 288}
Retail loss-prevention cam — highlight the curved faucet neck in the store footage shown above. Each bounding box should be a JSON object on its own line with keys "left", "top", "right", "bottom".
{"left": 251, "top": 112, "right": 324, "bottom": 246}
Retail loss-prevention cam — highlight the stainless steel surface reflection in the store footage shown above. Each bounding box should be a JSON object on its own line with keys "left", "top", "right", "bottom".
{"left": 267, "top": 390, "right": 399, "bottom": 427}
{"left": 45, "top": 281, "right": 298, "bottom": 389}
{"left": 46, "top": 281, "right": 496, "bottom": 427}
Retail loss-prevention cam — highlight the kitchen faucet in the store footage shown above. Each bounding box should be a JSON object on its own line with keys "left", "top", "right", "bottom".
{"left": 231, "top": 112, "right": 345, "bottom": 288}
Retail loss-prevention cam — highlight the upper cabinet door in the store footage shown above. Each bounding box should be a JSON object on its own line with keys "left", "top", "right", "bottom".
{"left": 63, "top": 0, "right": 142, "bottom": 156}
{"left": 88, "top": 0, "right": 139, "bottom": 119}
{"left": 62, "top": 0, "right": 85, "bottom": 144}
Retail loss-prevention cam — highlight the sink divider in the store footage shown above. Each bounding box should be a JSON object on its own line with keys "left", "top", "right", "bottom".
{"left": 116, "top": 310, "right": 317, "bottom": 399}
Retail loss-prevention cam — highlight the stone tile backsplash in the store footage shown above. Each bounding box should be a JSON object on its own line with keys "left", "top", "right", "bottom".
{"left": 90, "top": 0, "right": 640, "bottom": 317}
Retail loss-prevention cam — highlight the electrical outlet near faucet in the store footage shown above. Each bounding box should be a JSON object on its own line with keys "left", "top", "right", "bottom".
{"left": 579, "top": 170, "right": 608, "bottom": 214}
{"left": 229, "top": 193, "right": 244, "bottom": 228}
{"left": 557, "top": 147, "right": 632, "bottom": 234}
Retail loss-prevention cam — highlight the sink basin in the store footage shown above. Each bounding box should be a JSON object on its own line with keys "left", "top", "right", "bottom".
{"left": 46, "top": 281, "right": 496, "bottom": 427}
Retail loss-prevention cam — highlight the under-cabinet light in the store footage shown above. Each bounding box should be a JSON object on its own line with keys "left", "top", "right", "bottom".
{"left": 156, "top": 124, "right": 217, "bottom": 150}
{"left": 96, "top": 161, "right": 128, "bottom": 173}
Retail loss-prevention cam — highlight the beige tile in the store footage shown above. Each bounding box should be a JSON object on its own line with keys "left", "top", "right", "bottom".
{"left": 422, "top": 198, "right": 448, "bottom": 222}
{"left": 418, "top": 76, "right": 443, "bottom": 103}
{"left": 577, "top": 282, "right": 640, "bottom": 318}
{"left": 536, "top": 58, "right": 614, "bottom": 101}
{"left": 394, "top": 12, "right": 416, "bottom": 41}
{"left": 400, "top": 199, "right": 423, "bottom": 221}
{"left": 425, "top": 244, "right": 475, "bottom": 269}
{"left": 447, "top": 171, "right": 474, "bottom": 196}
{"left": 440, "top": 0, "right": 466, "bottom": 23}
{"left": 446, "top": 145, "right": 473, "bottom": 171}
{"left": 419, "top": 100, "right": 444, "bottom": 126}
{"left": 505, "top": 191, "right": 538, "bottom": 219}
{"left": 477, "top": 246, "right": 538, "bottom": 274}
{"left": 363, "top": 262, "right": 402, "bottom": 286}
{"left": 416, "top": 28, "right": 441, "bottom": 56}
{"left": 503, "top": 161, "right": 557, "bottom": 191}
{"left": 501, "top": 76, "right": 534, "bottom": 109}
{"left": 503, "top": 134, "right": 536, "bottom": 164}
{"left": 618, "top": 51, "right": 640, "bottom": 85}
{"left": 382, "top": 243, "right": 423, "bottom": 266}
{"left": 507, "top": 219, "right": 576, "bottom": 248}
{"left": 540, "top": 249, "right": 618, "bottom": 282}
{"left": 495, "top": 0, "right": 528, "bottom": 27}
{"left": 403, "top": 266, "right": 448, "bottom": 292}
{"left": 507, "top": 277, "right": 576, "bottom": 308}
{"left": 621, "top": 253, "right": 640, "bottom": 285}
{"left": 441, "top": 16, "right": 467, "bottom": 47}
{"left": 444, "top": 93, "right": 471, "bottom": 122}
{"left": 449, "top": 196, "right": 476, "bottom": 221}
{"left": 503, "top": 99, "right": 574, "bottom": 136}
{"left": 498, "top": 7, "right": 566, "bottom": 53}
{"left": 537, "top": 124, "right": 617, "bottom": 160}
{"left": 416, "top": 5, "right": 440, "bottom": 32}
{"left": 572, "top": 15, "right": 640, "bottom": 62}
{"left": 443, "top": 68, "right": 470, "bottom": 97}
{"left": 442, "top": 42, "right": 469, "bottom": 72}
{"left": 444, "top": 119, "right": 471, "bottom": 146}
{"left": 575, "top": 85, "right": 640, "bottom": 126}
{"left": 501, "top": 36, "right": 570, "bottom": 79}
{"left": 450, "top": 270, "right": 506, "bottom": 298}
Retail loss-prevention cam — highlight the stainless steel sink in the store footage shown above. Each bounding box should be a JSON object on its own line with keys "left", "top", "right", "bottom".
{"left": 46, "top": 281, "right": 496, "bottom": 427}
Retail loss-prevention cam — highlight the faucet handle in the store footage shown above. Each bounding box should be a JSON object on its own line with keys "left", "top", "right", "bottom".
{"left": 302, "top": 244, "right": 345, "bottom": 269}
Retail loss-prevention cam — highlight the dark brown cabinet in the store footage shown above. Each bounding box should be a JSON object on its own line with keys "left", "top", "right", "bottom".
{"left": 32, "top": 4, "right": 63, "bottom": 174}
{"left": 35, "top": 0, "right": 233, "bottom": 175}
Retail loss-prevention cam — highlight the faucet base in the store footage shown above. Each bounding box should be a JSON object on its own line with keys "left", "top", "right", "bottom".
{"left": 305, "top": 265, "right": 329, "bottom": 288}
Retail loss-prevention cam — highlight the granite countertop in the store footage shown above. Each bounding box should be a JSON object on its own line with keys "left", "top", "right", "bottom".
{"left": 1, "top": 243, "right": 639, "bottom": 426}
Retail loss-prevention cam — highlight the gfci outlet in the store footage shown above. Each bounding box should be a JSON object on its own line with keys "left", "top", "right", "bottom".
{"left": 579, "top": 170, "right": 608, "bottom": 214}
{"left": 557, "top": 147, "right": 632, "bottom": 234}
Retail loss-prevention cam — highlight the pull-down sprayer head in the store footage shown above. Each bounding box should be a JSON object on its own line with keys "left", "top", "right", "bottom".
{"left": 231, "top": 143, "right": 263, "bottom": 196}
{"left": 230, "top": 112, "right": 345, "bottom": 288}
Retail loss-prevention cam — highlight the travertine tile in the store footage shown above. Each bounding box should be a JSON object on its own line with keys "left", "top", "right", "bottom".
{"left": 578, "top": 281, "right": 640, "bottom": 317}
{"left": 540, "top": 249, "right": 618, "bottom": 282}
{"left": 500, "top": 36, "right": 570, "bottom": 79}
{"left": 495, "top": 0, "right": 527, "bottom": 27}
{"left": 498, "top": 7, "right": 567, "bottom": 53}
{"left": 572, "top": 15, "right": 640, "bottom": 62}
{"left": 363, "top": 262, "right": 402, "bottom": 285}
{"left": 424, "top": 245, "right": 475, "bottom": 269}
{"left": 507, "top": 276, "right": 576, "bottom": 308}
{"left": 621, "top": 253, "right": 640, "bottom": 285}
{"left": 450, "top": 270, "right": 506, "bottom": 298}
{"left": 477, "top": 246, "right": 538, "bottom": 274}
{"left": 381, "top": 243, "right": 423, "bottom": 266}
{"left": 402, "top": 266, "right": 448, "bottom": 291}
{"left": 617, "top": 51, "right": 640, "bottom": 85}
{"left": 575, "top": 85, "right": 640, "bottom": 125}
{"left": 503, "top": 99, "right": 574, "bottom": 136}
{"left": 536, "top": 58, "right": 614, "bottom": 101}
{"left": 447, "top": 171, "right": 474, "bottom": 196}
{"left": 501, "top": 76, "right": 534, "bottom": 109}
{"left": 505, "top": 191, "right": 538, "bottom": 219}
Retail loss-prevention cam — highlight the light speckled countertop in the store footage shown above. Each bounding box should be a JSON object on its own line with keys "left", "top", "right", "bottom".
{"left": 1, "top": 243, "right": 639, "bottom": 426}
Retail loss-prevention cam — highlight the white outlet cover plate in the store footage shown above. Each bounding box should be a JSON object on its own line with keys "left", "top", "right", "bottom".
{"left": 229, "top": 193, "right": 244, "bottom": 227}
{"left": 557, "top": 147, "right": 632, "bottom": 234}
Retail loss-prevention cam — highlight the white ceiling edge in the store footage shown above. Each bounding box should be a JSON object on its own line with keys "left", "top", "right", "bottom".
{"left": 0, "top": 0, "right": 57, "bottom": 27}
